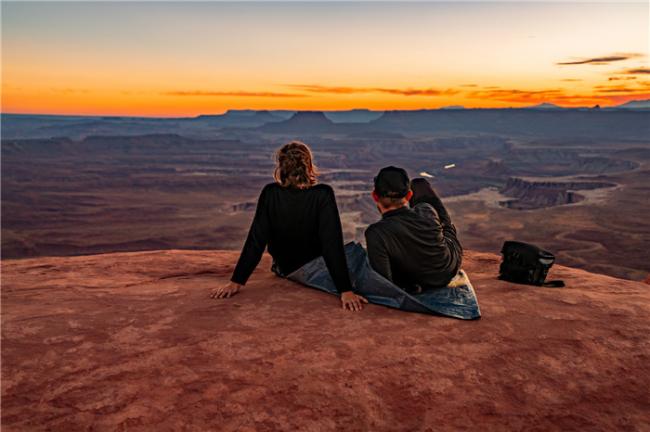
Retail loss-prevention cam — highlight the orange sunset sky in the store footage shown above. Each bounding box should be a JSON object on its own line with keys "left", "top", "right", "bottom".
{"left": 1, "top": 1, "right": 649, "bottom": 117}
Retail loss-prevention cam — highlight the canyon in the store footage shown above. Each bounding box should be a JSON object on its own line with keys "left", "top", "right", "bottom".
{"left": 2, "top": 109, "right": 649, "bottom": 281}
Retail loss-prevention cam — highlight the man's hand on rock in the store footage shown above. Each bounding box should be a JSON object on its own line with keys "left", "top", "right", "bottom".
{"left": 341, "top": 291, "right": 368, "bottom": 312}
{"left": 210, "top": 281, "right": 242, "bottom": 299}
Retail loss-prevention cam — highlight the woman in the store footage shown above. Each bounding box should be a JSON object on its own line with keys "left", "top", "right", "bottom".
{"left": 210, "top": 141, "right": 368, "bottom": 311}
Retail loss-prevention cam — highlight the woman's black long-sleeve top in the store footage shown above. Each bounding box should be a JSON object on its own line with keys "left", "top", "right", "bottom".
{"left": 230, "top": 182, "right": 353, "bottom": 293}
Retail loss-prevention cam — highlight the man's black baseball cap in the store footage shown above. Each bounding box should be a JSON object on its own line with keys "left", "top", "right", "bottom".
{"left": 374, "top": 166, "right": 410, "bottom": 198}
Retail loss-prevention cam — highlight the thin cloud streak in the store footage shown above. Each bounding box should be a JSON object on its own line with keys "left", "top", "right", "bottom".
{"left": 556, "top": 53, "right": 643, "bottom": 65}
{"left": 163, "top": 90, "right": 306, "bottom": 98}
{"left": 623, "top": 68, "right": 650, "bottom": 74}
{"left": 468, "top": 86, "right": 650, "bottom": 106}
{"left": 469, "top": 88, "right": 565, "bottom": 103}
{"left": 594, "top": 81, "right": 650, "bottom": 93}
{"left": 595, "top": 87, "right": 648, "bottom": 94}
{"left": 288, "top": 84, "right": 458, "bottom": 96}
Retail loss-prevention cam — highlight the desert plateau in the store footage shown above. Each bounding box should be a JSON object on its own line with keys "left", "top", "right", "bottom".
{"left": 2, "top": 248, "right": 649, "bottom": 431}
{"left": 2, "top": 109, "right": 649, "bottom": 281}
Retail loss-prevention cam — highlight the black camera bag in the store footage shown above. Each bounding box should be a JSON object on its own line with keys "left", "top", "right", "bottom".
{"left": 499, "top": 241, "right": 565, "bottom": 287}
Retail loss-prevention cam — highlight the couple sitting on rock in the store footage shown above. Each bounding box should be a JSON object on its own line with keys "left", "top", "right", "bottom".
{"left": 210, "top": 140, "right": 463, "bottom": 312}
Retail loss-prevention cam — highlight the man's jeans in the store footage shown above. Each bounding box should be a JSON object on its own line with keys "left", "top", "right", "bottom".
{"left": 284, "top": 242, "right": 481, "bottom": 320}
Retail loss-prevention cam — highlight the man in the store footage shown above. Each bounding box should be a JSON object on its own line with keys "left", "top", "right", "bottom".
{"left": 364, "top": 166, "right": 463, "bottom": 293}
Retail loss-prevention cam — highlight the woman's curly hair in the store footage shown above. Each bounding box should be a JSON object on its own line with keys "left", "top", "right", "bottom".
{"left": 274, "top": 141, "right": 319, "bottom": 188}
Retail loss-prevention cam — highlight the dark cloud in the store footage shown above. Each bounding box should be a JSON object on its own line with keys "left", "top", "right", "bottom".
{"left": 556, "top": 53, "right": 643, "bottom": 66}
{"left": 287, "top": 85, "right": 362, "bottom": 94}
{"left": 163, "top": 90, "right": 306, "bottom": 98}
{"left": 596, "top": 80, "right": 650, "bottom": 92}
{"left": 380, "top": 88, "right": 459, "bottom": 96}
{"left": 288, "top": 84, "right": 458, "bottom": 96}
{"left": 595, "top": 87, "right": 644, "bottom": 94}
{"left": 624, "top": 68, "right": 650, "bottom": 75}
{"left": 608, "top": 76, "right": 637, "bottom": 81}
{"left": 469, "top": 88, "right": 565, "bottom": 103}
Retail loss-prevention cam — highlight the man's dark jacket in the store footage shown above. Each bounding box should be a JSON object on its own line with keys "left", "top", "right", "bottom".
{"left": 364, "top": 195, "right": 462, "bottom": 293}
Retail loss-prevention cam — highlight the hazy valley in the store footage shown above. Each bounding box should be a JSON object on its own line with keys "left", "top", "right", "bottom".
{"left": 2, "top": 108, "right": 649, "bottom": 281}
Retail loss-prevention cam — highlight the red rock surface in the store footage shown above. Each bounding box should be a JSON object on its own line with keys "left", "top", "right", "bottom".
{"left": 2, "top": 250, "right": 649, "bottom": 431}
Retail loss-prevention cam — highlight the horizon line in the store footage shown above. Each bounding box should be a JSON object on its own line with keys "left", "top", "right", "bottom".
{"left": 3, "top": 102, "right": 641, "bottom": 119}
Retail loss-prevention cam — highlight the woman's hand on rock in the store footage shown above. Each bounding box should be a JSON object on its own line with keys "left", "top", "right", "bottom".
{"left": 340, "top": 291, "right": 368, "bottom": 312}
{"left": 210, "top": 281, "right": 242, "bottom": 299}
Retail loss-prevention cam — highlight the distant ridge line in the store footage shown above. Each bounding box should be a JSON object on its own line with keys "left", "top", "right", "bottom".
{"left": 2, "top": 98, "right": 649, "bottom": 120}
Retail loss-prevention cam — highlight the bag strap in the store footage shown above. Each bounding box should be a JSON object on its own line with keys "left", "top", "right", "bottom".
{"left": 542, "top": 280, "right": 565, "bottom": 288}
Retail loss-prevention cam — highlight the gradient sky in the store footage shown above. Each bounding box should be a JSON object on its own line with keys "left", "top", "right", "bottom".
{"left": 2, "top": 1, "right": 649, "bottom": 117}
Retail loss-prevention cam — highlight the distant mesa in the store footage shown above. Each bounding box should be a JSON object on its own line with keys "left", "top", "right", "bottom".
{"left": 278, "top": 111, "right": 333, "bottom": 126}
{"left": 368, "top": 108, "right": 649, "bottom": 139}
{"left": 193, "top": 110, "right": 241, "bottom": 119}
{"left": 258, "top": 111, "right": 337, "bottom": 133}
{"left": 525, "top": 102, "right": 565, "bottom": 110}
{"left": 224, "top": 109, "right": 259, "bottom": 117}
{"left": 251, "top": 110, "right": 284, "bottom": 122}
{"left": 613, "top": 99, "right": 650, "bottom": 110}
{"left": 3, "top": 106, "right": 649, "bottom": 140}
{"left": 195, "top": 110, "right": 284, "bottom": 127}
{"left": 224, "top": 109, "right": 294, "bottom": 120}
{"left": 440, "top": 105, "right": 465, "bottom": 110}
{"left": 323, "top": 109, "right": 384, "bottom": 123}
